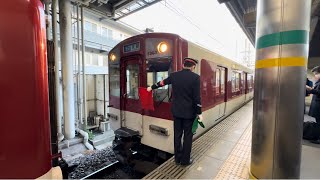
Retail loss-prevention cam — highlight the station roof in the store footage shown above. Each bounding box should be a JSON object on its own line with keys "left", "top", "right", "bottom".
{"left": 73, "top": 0, "right": 162, "bottom": 20}
{"left": 219, "top": 0, "right": 320, "bottom": 66}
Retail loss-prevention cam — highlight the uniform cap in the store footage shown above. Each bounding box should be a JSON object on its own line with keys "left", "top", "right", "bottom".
{"left": 184, "top": 57, "right": 198, "bottom": 66}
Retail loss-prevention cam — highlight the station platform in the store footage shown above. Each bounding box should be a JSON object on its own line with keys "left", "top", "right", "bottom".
{"left": 143, "top": 101, "right": 320, "bottom": 179}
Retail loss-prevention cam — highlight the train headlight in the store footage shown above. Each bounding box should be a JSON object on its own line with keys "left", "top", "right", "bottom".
{"left": 110, "top": 54, "right": 116, "bottom": 61}
{"left": 157, "top": 42, "right": 168, "bottom": 53}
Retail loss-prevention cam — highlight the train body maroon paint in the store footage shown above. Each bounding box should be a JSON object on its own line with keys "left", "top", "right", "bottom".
{"left": 0, "top": 0, "right": 52, "bottom": 178}
{"left": 108, "top": 33, "right": 254, "bottom": 153}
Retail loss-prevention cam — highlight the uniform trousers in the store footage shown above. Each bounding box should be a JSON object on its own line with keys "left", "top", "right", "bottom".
{"left": 173, "top": 116, "right": 194, "bottom": 164}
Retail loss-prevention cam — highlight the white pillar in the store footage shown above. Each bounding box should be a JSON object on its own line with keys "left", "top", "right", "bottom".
{"left": 52, "top": 0, "right": 64, "bottom": 142}
{"left": 59, "top": 0, "right": 75, "bottom": 139}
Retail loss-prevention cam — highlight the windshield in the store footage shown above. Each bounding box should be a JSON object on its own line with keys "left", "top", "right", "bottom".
{"left": 146, "top": 57, "right": 172, "bottom": 102}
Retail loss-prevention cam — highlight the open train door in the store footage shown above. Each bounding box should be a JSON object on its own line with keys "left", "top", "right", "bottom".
{"left": 216, "top": 66, "right": 227, "bottom": 118}
{"left": 120, "top": 56, "right": 143, "bottom": 134}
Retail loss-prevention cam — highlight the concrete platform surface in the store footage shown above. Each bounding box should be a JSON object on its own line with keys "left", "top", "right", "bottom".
{"left": 144, "top": 101, "right": 320, "bottom": 179}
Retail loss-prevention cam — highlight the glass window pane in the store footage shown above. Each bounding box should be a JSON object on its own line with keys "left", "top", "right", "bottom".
{"left": 146, "top": 58, "right": 172, "bottom": 102}
{"left": 103, "top": 56, "right": 108, "bottom": 66}
{"left": 147, "top": 72, "right": 154, "bottom": 87}
{"left": 236, "top": 73, "right": 240, "bottom": 90}
{"left": 221, "top": 69, "right": 225, "bottom": 94}
{"left": 126, "top": 64, "right": 139, "bottom": 99}
{"left": 84, "top": 21, "right": 91, "bottom": 31}
{"left": 101, "top": 27, "right": 108, "bottom": 37}
{"left": 108, "top": 29, "right": 113, "bottom": 38}
{"left": 232, "top": 72, "right": 235, "bottom": 92}
{"left": 216, "top": 69, "right": 220, "bottom": 95}
{"left": 98, "top": 55, "right": 103, "bottom": 66}
{"left": 110, "top": 65, "right": 120, "bottom": 97}
{"left": 92, "top": 54, "right": 98, "bottom": 66}
{"left": 85, "top": 52, "right": 91, "bottom": 65}
{"left": 92, "top": 23, "right": 98, "bottom": 33}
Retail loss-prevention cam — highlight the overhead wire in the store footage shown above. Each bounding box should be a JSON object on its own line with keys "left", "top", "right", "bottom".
{"left": 160, "top": 0, "right": 224, "bottom": 47}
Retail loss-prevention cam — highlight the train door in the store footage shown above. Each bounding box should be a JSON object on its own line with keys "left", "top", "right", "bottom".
{"left": 120, "top": 56, "right": 143, "bottom": 134}
{"left": 216, "top": 67, "right": 227, "bottom": 118}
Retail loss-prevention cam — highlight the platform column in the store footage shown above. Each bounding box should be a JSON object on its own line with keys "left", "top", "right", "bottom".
{"left": 251, "top": 0, "right": 312, "bottom": 178}
{"left": 59, "top": 0, "right": 75, "bottom": 139}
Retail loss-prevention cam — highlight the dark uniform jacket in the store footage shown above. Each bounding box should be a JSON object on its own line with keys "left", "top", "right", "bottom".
{"left": 151, "top": 69, "right": 202, "bottom": 119}
{"left": 309, "top": 80, "right": 320, "bottom": 119}
{"left": 306, "top": 78, "right": 313, "bottom": 96}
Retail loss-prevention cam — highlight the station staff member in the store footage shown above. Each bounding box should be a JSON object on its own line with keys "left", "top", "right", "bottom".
{"left": 147, "top": 57, "right": 203, "bottom": 166}
{"left": 306, "top": 66, "right": 320, "bottom": 144}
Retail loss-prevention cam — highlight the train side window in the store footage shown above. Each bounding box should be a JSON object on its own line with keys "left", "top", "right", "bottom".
{"left": 216, "top": 69, "right": 220, "bottom": 95}
{"left": 248, "top": 75, "right": 253, "bottom": 88}
{"left": 232, "top": 71, "right": 240, "bottom": 92}
{"left": 110, "top": 64, "right": 120, "bottom": 97}
{"left": 242, "top": 73, "right": 245, "bottom": 93}
{"left": 235, "top": 73, "right": 240, "bottom": 91}
{"left": 221, "top": 69, "right": 225, "bottom": 94}
{"left": 232, "top": 72, "right": 236, "bottom": 92}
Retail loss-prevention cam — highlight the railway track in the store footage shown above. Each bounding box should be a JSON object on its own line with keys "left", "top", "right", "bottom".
{"left": 67, "top": 147, "right": 162, "bottom": 179}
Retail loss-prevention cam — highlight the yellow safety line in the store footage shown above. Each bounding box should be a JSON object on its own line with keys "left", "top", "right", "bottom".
{"left": 249, "top": 169, "right": 258, "bottom": 179}
{"left": 255, "top": 57, "right": 306, "bottom": 69}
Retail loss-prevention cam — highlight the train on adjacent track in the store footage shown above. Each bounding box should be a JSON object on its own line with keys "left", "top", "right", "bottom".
{"left": 108, "top": 33, "right": 254, "bottom": 155}
{"left": 0, "top": 0, "right": 63, "bottom": 179}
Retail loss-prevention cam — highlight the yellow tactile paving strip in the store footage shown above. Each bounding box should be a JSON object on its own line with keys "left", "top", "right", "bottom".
{"left": 214, "top": 124, "right": 252, "bottom": 179}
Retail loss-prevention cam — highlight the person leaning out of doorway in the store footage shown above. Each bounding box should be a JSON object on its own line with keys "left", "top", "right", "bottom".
{"left": 306, "top": 66, "right": 320, "bottom": 130}
{"left": 147, "top": 57, "right": 202, "bottom": 166}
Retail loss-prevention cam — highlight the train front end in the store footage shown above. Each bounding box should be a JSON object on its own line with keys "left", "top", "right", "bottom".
{"left": 108, "top": 33, "right": 185, "bottom": 154}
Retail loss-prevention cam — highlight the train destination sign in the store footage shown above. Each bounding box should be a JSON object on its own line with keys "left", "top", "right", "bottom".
{"left": 123, "top": 42, "right": 140, "bottom": 53}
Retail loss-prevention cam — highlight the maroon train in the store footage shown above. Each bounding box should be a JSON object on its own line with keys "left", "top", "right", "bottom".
{"left": 108, "top": 33, "right": 253, "bottom": 154}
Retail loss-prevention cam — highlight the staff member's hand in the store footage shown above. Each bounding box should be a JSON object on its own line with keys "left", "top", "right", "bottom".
{"left": 147, "top": 87, "right": 152, "bottom": 92}
{"left": 198, "top": 114, "right": 203, "bottom": 122}
{"left": 306, "top": 85, "right": 312, "bottom": 91}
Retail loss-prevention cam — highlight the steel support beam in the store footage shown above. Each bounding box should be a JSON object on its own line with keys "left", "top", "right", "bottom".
{"left": 251, "top": 0, "right": 312, "bottom": 178}
{"left": 52, "top": 0, "right": 64, "bottom": 142}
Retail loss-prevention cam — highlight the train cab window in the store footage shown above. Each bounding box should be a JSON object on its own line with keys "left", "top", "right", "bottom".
{"left": 216, "top": 69, "right": 220, "bottom": 95}
{"left": 147, "top": 58, "right": 172, "bottom": 102}
{"left": 126, "top": 64, "right": 139, "bottom": 99}
{"left": 110, "top": 64, "right": 120, "bottom": 97}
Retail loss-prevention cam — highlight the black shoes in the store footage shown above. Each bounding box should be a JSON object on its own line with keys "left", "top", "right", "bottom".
{"left": 180, "top": 159, "right": 193, "bottom": 166}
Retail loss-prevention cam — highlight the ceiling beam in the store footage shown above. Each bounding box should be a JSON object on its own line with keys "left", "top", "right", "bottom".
{"left": 217, "top": 0, "right": 231, "bottom": 4}
{"left": 243, "top": 10, "right": 256, "bottom": 27}
{"left": 310, "top": 17, "right": 319, "bottom": 42}
{"left": 225, "top": 2, "right": 255, "bottom": 45}
{"left": 114, "top": 0, "right": 162, "bottom": 20}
